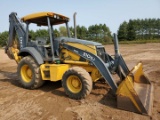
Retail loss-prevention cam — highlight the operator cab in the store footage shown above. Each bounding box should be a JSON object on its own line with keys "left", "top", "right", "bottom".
{"left": 21, "top": 12, "right": 70, "bottom": 62}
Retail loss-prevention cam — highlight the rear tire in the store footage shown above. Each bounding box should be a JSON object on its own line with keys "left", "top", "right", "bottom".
{"left": 17, "top": 56, "right": 44, "bottom": 89}
{"left": 62, "top": 67, "right": 92, "bottom": 99}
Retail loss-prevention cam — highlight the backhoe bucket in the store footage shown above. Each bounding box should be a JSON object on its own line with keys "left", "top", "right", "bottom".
{"left": 116, "top": 63, "right": 153, "bottom": 116}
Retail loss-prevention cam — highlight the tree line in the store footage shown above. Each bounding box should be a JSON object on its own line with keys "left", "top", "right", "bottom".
{"left": 118, "top": 18, "right": 160, "bottom": 41}
{"left": 0, "top": 18, "right": 160, "bottom": 47}
{"left": 0, "top": 24, "right": 112, "bottom": 47}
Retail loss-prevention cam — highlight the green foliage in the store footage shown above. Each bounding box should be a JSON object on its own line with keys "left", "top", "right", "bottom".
{"left": 59, "top": 26, "right": 67, "bottom": 37}
{"left": 29, "top": 30, "right": 36, "bottom": 40}
{"left": 118, "top": 21, "right": 128, "bottom": 40}
{"left": 119, "top": 39, "right": 160, "bottom": 44}
{"left": 76, "top": 25, "right": 88, "bottom": 39}
{"left": 69, "top": 27, "right": 74, "bottom": 37}
{"left": 1, "top": 18, "right": 160, "bottom": 47}
{"left": 0, "top": 31, "right": 8, "bottom": 47}
{"left": 35, "top": 29, "right": 49, "bottom": 38}
{"left": 87, "top": 24, "right": 112, "bottom": 43}
{"left": 54, "top": 29, "right": 59, "bottom": 37}
{"left": 127, "top": 20, "right": 136, "bottom": 40}
{"left": 118, "top": 18, "right": 160, "bottom": 41}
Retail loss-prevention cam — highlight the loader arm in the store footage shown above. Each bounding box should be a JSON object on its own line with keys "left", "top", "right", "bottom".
{"left": 61, "top": 39, "right": 130, "bottom": 93}
{"left": 62, "top": 43, "right": 118, "bottom": 92}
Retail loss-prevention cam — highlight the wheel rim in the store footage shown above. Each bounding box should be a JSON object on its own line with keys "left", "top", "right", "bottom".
{"left": 21, "top": 64, "right": 32, "bottom": 83}
{"left": 66, "top": 75, "right": 82, "bottom": 93}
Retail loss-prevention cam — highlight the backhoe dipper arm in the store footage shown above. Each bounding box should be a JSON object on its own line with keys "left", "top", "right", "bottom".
{"left": 5, "top": 12, "right": 26, "bottom": 53}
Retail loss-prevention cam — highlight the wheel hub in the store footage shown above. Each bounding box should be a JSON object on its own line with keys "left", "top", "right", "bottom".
{"left": 26, "top": 68, "right": 32, "bottom": 78}
{"left": 21, "top": 65, "right": 32, "bottom": 83}
{"left": 72, "top": 79, "right": 80, "bottom": 88}
{"left": 67, "top": 75, "right": 82, "bottom": 93}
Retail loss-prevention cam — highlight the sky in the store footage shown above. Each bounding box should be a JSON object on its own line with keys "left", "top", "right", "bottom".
{"left": 0, "top": 0, "right": 160, "bottom": 34}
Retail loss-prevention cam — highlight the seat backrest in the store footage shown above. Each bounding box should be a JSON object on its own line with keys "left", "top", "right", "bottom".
{"left": 27, "top": 41, "right": 48, "bottom": 58}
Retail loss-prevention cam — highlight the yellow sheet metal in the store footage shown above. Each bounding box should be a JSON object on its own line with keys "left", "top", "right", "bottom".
{"left": 21, "top": 12, "right": 69, "bottom": 22}
{"left": 116, "top": 63, "right": 153, "bottom": 116}
{"left": 40, "top": 64, "right": 70, "bottom": 81}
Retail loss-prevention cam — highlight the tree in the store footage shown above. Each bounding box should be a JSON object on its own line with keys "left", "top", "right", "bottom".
{"left": 118, "top": 21, "right": 128, "bottom": 40}
{"left": 59, "top": 26, "right": 67, "bottom": 37}
{"left": 102, "top": 24, "right": 112, "bottom": 43}
{"left": 118, "top": 18, "right": 160, "bottom": 41}
{"left": 69, "top": 27, "right": 74, "bottom": 37}
{"left": 29, "top": 30, "right": 36, "bottom": 40}
{"left": 76, "top": 25, "right": 81, "bottom": 39}
{"left": 88, "top": 25, "right": 95, "bottom": 40}
{"left": 87, "top": 24, "right": 112, "bottom": 43}
{"left": 35, "top": 29, "right": 49, "bottom": 38}
{"left": 0, "top": 31, "right": 8, "bottom": 47}
{"left": 127, "top": 20, "right": 136, "bottom": 40}
{"left": 76, "top": 25, "right": 87, "bottom": 39}
{"left": 156, "top": 18, "right": 160, "bottom": 38}
{"left": 54, "top": 28, "right": 60, "bottom": 37}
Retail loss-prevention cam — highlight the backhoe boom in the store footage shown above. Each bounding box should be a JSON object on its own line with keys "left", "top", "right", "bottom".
{"left": 5, "top": 12, "right": 26, "bottom": 53}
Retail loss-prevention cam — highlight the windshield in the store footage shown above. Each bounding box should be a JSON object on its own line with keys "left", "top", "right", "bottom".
{"left": 27, "top": 22, "right": 69, "bottom": 44}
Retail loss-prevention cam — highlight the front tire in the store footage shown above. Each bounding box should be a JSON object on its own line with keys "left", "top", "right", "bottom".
{"left": 17, "top": 56, "right": 44, "bottom": 89}
{"left": 62, "top": 67, "right": 92, "bottom": 99}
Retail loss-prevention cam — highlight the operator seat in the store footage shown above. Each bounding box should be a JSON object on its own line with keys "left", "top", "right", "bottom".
{"left": 27, "top": 38, "right": 49, "bottom": 59}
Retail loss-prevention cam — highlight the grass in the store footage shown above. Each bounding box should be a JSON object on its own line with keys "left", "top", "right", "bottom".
{"left": 103, "top": 39, "right": 160, "bottom": 45}
{"left": 119, "top": 39, "right": 160, "bottom": 44}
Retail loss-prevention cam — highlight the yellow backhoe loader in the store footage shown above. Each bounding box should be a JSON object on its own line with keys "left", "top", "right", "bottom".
{"left": 5, "top": 12, "right": 153, "bottom": 116}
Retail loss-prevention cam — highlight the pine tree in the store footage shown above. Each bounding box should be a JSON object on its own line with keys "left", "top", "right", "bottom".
{"left": 118, "top": 21, "right": 128, "bottom": 40}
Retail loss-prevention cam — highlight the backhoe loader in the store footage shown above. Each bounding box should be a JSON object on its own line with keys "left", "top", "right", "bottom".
{"left": 5, "top": 12, "right": 153, "bottom": 116}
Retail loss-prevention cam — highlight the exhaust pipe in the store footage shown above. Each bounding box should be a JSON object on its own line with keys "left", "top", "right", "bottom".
{"left": 113, "top": 33, "right": 120, "bottom": 58}
{"left": 73, "top": 12, "right": 77, "bottom": 38}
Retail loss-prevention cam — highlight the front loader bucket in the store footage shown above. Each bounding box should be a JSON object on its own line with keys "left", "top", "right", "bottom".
{"left": 116, "top": 63, "right": 153, "bottom": 116}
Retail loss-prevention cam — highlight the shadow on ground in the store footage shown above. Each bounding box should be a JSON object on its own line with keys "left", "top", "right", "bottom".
{"left": 0, "top": 70, "right": 65, "bottom": 96}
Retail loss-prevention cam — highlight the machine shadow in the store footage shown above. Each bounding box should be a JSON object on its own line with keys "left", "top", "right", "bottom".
{"left": 0, "top": 70, "right": 20, "bottom": 86}
{"left": 99, "top": 89, "right": 117, "bottom": 108}
{"left": 91, "top": 81, "right": 117, "bottom": 109}
{"left": 0, "top": 70, "right": 65, "bottom": 97}
{"left": 40, "top": 81, "right": 66, "bottom": 97}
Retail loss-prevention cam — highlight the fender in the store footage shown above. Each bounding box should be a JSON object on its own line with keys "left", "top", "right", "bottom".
{"left": 18, "top": 47, "right": 44, "bottom": 65}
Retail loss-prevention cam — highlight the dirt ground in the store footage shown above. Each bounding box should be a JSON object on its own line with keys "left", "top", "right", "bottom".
{"left": 0, "top": 43, "right": 160, "bottom": 120}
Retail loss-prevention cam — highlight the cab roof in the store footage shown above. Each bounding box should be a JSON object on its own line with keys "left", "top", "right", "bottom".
{"left": 21, "top": 12, "right": 69, "bottom": 26}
